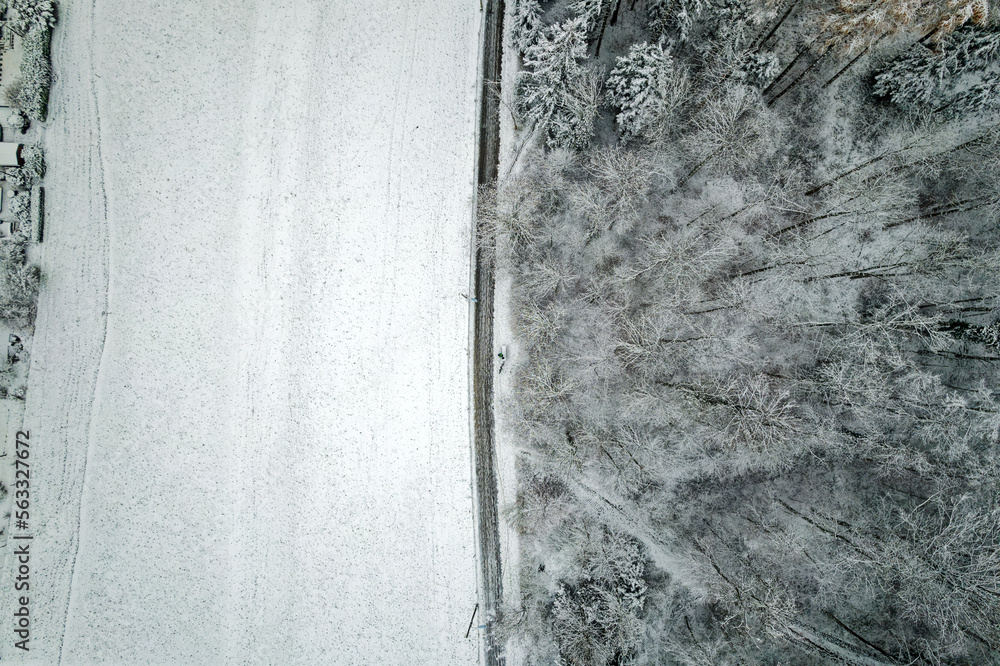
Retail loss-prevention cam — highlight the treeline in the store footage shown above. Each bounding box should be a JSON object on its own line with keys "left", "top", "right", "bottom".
{"left": 0, "top": 0, "right": 53, "bottom": 329}
{"left": 1, "top": 0, "right": 56, "bottom": 121}
{"left": 489, "top": 0, "right": 1000, "bottom": 664}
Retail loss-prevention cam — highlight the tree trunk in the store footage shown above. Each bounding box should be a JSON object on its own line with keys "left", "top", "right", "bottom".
{"left": 916, "top": 26, "right": 937, "bottom": 47}
{"left": 803, "top": 261, "right": 908, "bottom": 282}
{"left": 674, "top": 148, "right": 721, "bottom": 191}
{"left": 732, "top": 258, "right": 808, "bottom": 279}
{"left": 768, "top": 49, "right": 829, "bottom": 105}
{"left": 684, "top": 204, "right": 720, "bottom": 226}
{"left": 805, "top": 150, "right": 901, "bottom": 196}
{"left": 773, "top": 205, "right": 863, "bottom": 237}
{"left": 918, "top": 296, "right": 994, "bottom": 311}
{"left": 931, "top": 125, "right": 1000, "bottom": 161}
{"left": 716, "top": 199, "right": 762, "bottom": 224}
{"left": 884, "top": 196, "right": 999, "bottom": 229}
{"left": 823, "top": 611, "right": 901, "bottom": 663}
{"left": 594, "top": 0, "right": 616, "bottom": 57}
{"left": 762, "top": 40, "right": 816, "bottom": 97}
{"left": 609, "top": 0, "right": 622, "bottom": 26}
{"left": 753, "top": 0, "right": 801, "bottom": 51}
{"left": 789, "top": 625, "right": 899, "bottom": 666}
{"left": 919, "top": 349, "right": 1000, "bottom": 362}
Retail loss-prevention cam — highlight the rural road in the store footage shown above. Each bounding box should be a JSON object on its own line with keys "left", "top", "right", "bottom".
{"left": 473, "top": 1, "right": 507, "bottom": 665}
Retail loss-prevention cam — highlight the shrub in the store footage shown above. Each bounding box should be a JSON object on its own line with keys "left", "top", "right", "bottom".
{"left": 1, "top": 145, "right": 43, "bottom": 191}
{"left": 8, "top": 0, "right": 56, "bottom": 34}
{"left": 4, "top": 108, "right": 28, "bottom": 131}
{"left": 9, "top": 190, "right": 30, "bottom": 231}
{"left": 0, "top": 241, "right": 39, "bottom": 326}
{"left": 21, "top": 144, "right": 44, "bottom": 180}
{"left": 2, "top": 78, "right": 23, "bottom": 108}
{"left": 13, "top": 27, "right": 53, "bottom": 121}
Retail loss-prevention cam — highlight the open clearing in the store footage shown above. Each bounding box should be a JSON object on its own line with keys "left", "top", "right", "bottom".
{"left": 0, "top": 1, "right": 484, "bottom": 663}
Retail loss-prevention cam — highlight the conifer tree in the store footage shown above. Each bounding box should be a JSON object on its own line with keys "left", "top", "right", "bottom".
{"left": 511, "top": 0, "right": 544, "bottom": 55}
{"left": 605, "top": 42, "right": 689, "bottom": 142}
{"left": 939, "top": 319, "right": 1000, "bottom": 347}
{"left": 873, "top": 26, "right": 1000, "bottom": 115}
{"left": 569, "top": 0, "right": 611, "bottom": 36}
{"left": 516, "top": 16, "right": 599, "bottom": 149}
{"left": 648, "top": 0, "right": 706, "bottom": 42}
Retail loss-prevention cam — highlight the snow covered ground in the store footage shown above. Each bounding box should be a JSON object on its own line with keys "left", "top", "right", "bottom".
{"left": 0, "top": 1, "right": 485, "bottom": 663}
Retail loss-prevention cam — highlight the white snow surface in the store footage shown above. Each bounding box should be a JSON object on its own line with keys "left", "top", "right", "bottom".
{"left": 2, "top": 1, "right": 485, "bottom": 663}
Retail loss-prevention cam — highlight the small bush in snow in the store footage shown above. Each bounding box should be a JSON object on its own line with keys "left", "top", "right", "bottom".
{"left": 3, "top": 166, "right": 31, "bottom": 190}
{"left": 2, "top": 145, "right": 43, "bottom": 190}
{"left": 2, "top": 78, "right": 22, "bottom": 108}
{"left": 8, "top": 190, "right": 29, "bottom": 229}
{"left": 4, "top": 108, "right": 28, "bottom": 132}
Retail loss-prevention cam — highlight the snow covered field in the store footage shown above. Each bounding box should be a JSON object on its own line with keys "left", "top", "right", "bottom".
{"left": 1, "top": 1, "right": 485, "bottom": 663}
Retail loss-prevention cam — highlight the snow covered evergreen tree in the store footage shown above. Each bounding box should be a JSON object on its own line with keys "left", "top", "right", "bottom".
{"left": 551, "top": 531, "right": 646, "bottom": 666}
{"left": 738, "top": 50, "right": 780, "bottom": 87}
{"left": 874, "top": 26, "right": 1000, "bottom": 116}
{"left": 946, "top": 69, "right": 1000, "bottom": 115}
{"left": 511, "top": 0, "right": 544, "bottom": 55}
{"left": 569, "top": 0, "right": 610, "bottom": 37}
{"left": 516, "top": 16, "right": 600, "bottom": 149}
{"left": 606, "top": 41, "right": 689, "bottom": 143}
{"left": 648, "top": 0, "right": 774, "bottom": 46}
{"left": 648, "top": 0, "right": 705, "bottom": 42}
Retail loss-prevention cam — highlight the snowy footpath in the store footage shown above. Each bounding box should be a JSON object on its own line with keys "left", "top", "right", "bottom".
{"left": 0, "top": 1, "right": 485, "bottom": 663}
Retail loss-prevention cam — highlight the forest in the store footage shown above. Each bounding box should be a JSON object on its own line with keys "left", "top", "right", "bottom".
{"left": 483, "top": 0, "right": 1000, "bottom": 663}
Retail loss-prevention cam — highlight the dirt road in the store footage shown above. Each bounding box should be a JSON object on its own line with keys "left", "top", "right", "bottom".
{"left": 473, "top": 1, "right": 507, "bottom": 665}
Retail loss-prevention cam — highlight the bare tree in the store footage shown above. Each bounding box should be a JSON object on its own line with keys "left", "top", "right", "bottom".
{"left": 678, "top": 84, "right": 781, "bottom": 188}
{"left": 821, "top": 0, "right": 990, "bottom": 55}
